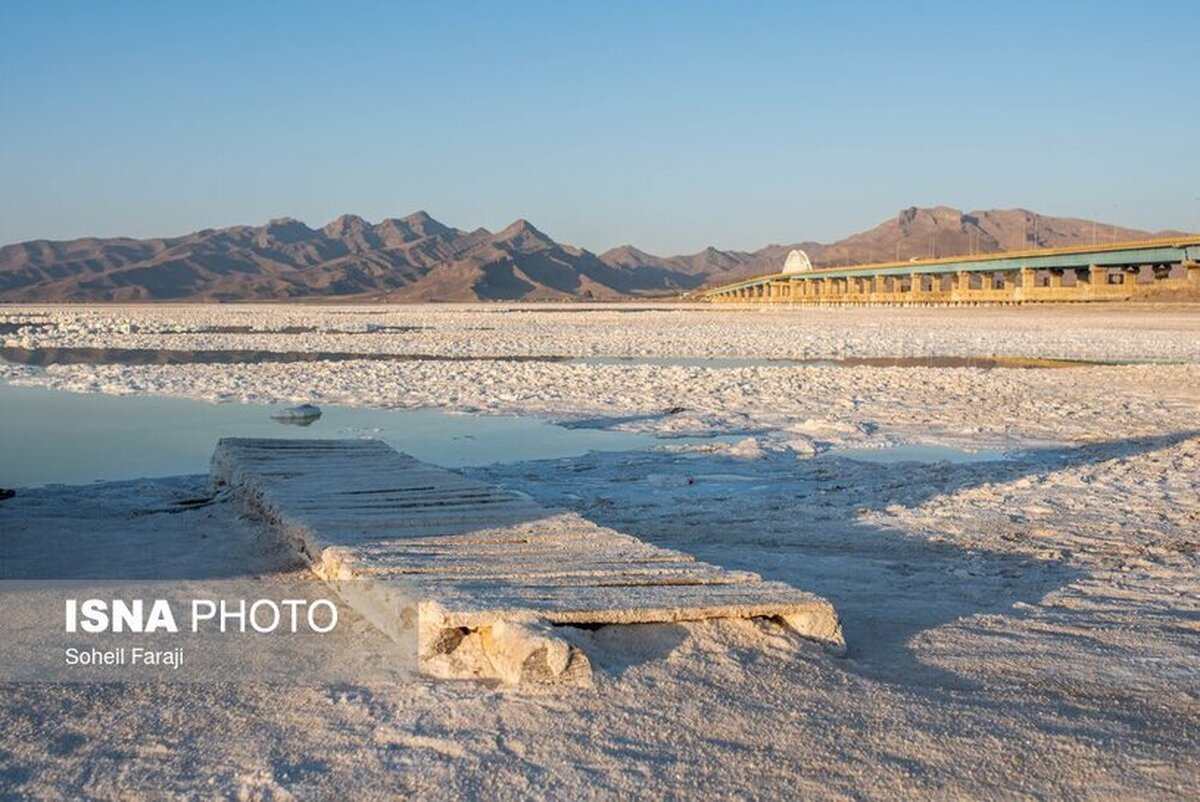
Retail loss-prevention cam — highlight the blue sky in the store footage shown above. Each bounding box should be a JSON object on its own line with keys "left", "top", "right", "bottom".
{"left": 1, "top": 1, "right": 1196, "bottom": 254}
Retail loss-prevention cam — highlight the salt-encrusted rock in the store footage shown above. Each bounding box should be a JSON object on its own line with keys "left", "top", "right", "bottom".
{"left": 270, "top": 403, "right": 322, "bottom": 423}
{"left": 785, "top": 436, "right": 819, "bottom": 459}
{"left": 728, "top": 437, "right": 764, "bottom": 459}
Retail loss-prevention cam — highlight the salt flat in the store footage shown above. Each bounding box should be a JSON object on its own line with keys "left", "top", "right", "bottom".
{"left": 1, "top": 303, "right": 1197, "bottom": 799}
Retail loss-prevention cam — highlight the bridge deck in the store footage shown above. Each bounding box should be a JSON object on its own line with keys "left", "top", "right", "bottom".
{"left": 704, "top": 235, "right": 1200, "bottom": 298}
{"left": 211, "top": 438, "right": 844, "bottom": 682}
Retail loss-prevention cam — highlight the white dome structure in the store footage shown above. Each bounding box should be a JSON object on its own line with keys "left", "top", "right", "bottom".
{"left": 782, "top": 249, "right": 813, "bottom": 274}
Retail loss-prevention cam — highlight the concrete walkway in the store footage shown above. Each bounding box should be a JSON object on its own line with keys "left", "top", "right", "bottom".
{"left": 212, "top": 438, "right": 843, "bottom": 684}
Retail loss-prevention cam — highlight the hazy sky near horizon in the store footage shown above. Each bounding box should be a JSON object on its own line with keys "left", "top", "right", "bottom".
{"left": 2, "top": 1, "right": 1197, "bottom": 254}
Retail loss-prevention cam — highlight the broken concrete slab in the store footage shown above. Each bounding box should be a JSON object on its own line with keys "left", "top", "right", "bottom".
{"left": 212, "top": 438, "right": 845, "bottom": 685}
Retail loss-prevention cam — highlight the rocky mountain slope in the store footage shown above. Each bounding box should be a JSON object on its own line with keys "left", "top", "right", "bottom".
{"left": 0, "top": 208, "right": 1178, "bottom": 302}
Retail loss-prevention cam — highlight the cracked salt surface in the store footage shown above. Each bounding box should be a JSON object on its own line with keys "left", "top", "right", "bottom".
{"left": 6, "top": 303, "right": 1200, "bottom": 362}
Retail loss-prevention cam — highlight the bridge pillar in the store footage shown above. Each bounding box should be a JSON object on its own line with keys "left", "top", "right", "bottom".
{"left": 1004, "top": 270, "right": 1019, "bottom": 301}
{"left": 949, "top": 271, "right": 963, "bottom": 303}
{"left": 1187, "top": 261, "right": 1200, "bottom": 287}
{"left": 1088, "top": 264, "right": 1108, "bottom": 288}
{"left": 1017, "top": 267, "right": 1037, "bottom": 302}
{"left": 929, "top": 274, "right": 945, "bottom": 298}
{"left": 1047, "top": 270, "right": 1063, "bottom": 288}
{"left": 1122, "top": 268, "right": 1139, "bottom": 289}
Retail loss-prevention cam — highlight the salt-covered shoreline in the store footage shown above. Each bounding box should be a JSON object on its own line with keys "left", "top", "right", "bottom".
{"left": 1, "top": 303, "right": 1197, "bottom": 799}
{"left": 4, "top": 303, "right": 1198, "bottom": 454}
{"left": 6, "top": 302, "right": 1200, "bottom": 362}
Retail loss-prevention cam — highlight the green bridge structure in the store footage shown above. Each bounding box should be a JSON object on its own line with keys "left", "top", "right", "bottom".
{"left": 703, "top": 236, "right": 1200, "bottom": 305}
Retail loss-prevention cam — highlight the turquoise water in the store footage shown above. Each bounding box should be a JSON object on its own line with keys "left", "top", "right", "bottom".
{"left": 0, "top": 381, "right": 1017, "bottom": 487}
{"left": 0, "top": 384, "right": 662, "bottom": 487}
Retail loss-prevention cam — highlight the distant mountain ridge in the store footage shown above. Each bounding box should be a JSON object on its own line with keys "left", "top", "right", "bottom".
{"left": 0, "top": 207, "right": 1182, "bottom": 302}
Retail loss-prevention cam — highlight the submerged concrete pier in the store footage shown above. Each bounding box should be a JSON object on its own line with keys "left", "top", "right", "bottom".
{"left": 704, "top": 236, "right": 1200, "bottom": 305}
{"left": 212, "top": 438, "right": 844, "bottom": 685}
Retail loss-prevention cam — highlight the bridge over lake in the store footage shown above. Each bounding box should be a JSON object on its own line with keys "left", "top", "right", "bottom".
{"left": 703, "top": 236, "right": 1200, "bottom": 304}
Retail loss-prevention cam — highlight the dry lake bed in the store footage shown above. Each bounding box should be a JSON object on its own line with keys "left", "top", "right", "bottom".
{"left": 1, "top": 303, "right": 1198, "bottom": 799}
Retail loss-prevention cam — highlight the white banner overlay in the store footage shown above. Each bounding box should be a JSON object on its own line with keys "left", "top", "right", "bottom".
{"left": 0, "top": 580, "right": 417, "bottom": 683}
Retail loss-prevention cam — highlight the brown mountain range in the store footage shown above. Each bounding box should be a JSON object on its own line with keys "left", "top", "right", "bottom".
{"left": 0, "top": 207, "right": 1181, "bottom": 302}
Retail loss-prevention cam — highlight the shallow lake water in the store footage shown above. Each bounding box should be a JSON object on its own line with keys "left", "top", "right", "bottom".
{"left": 835, "top": 444, "right": 1010, "bottom": 463}
{"left": 570, "top": 355, "right": 1115, "bottom": 370}
{"left": 0, "top": 384, "right": 664, "bottom": 487}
